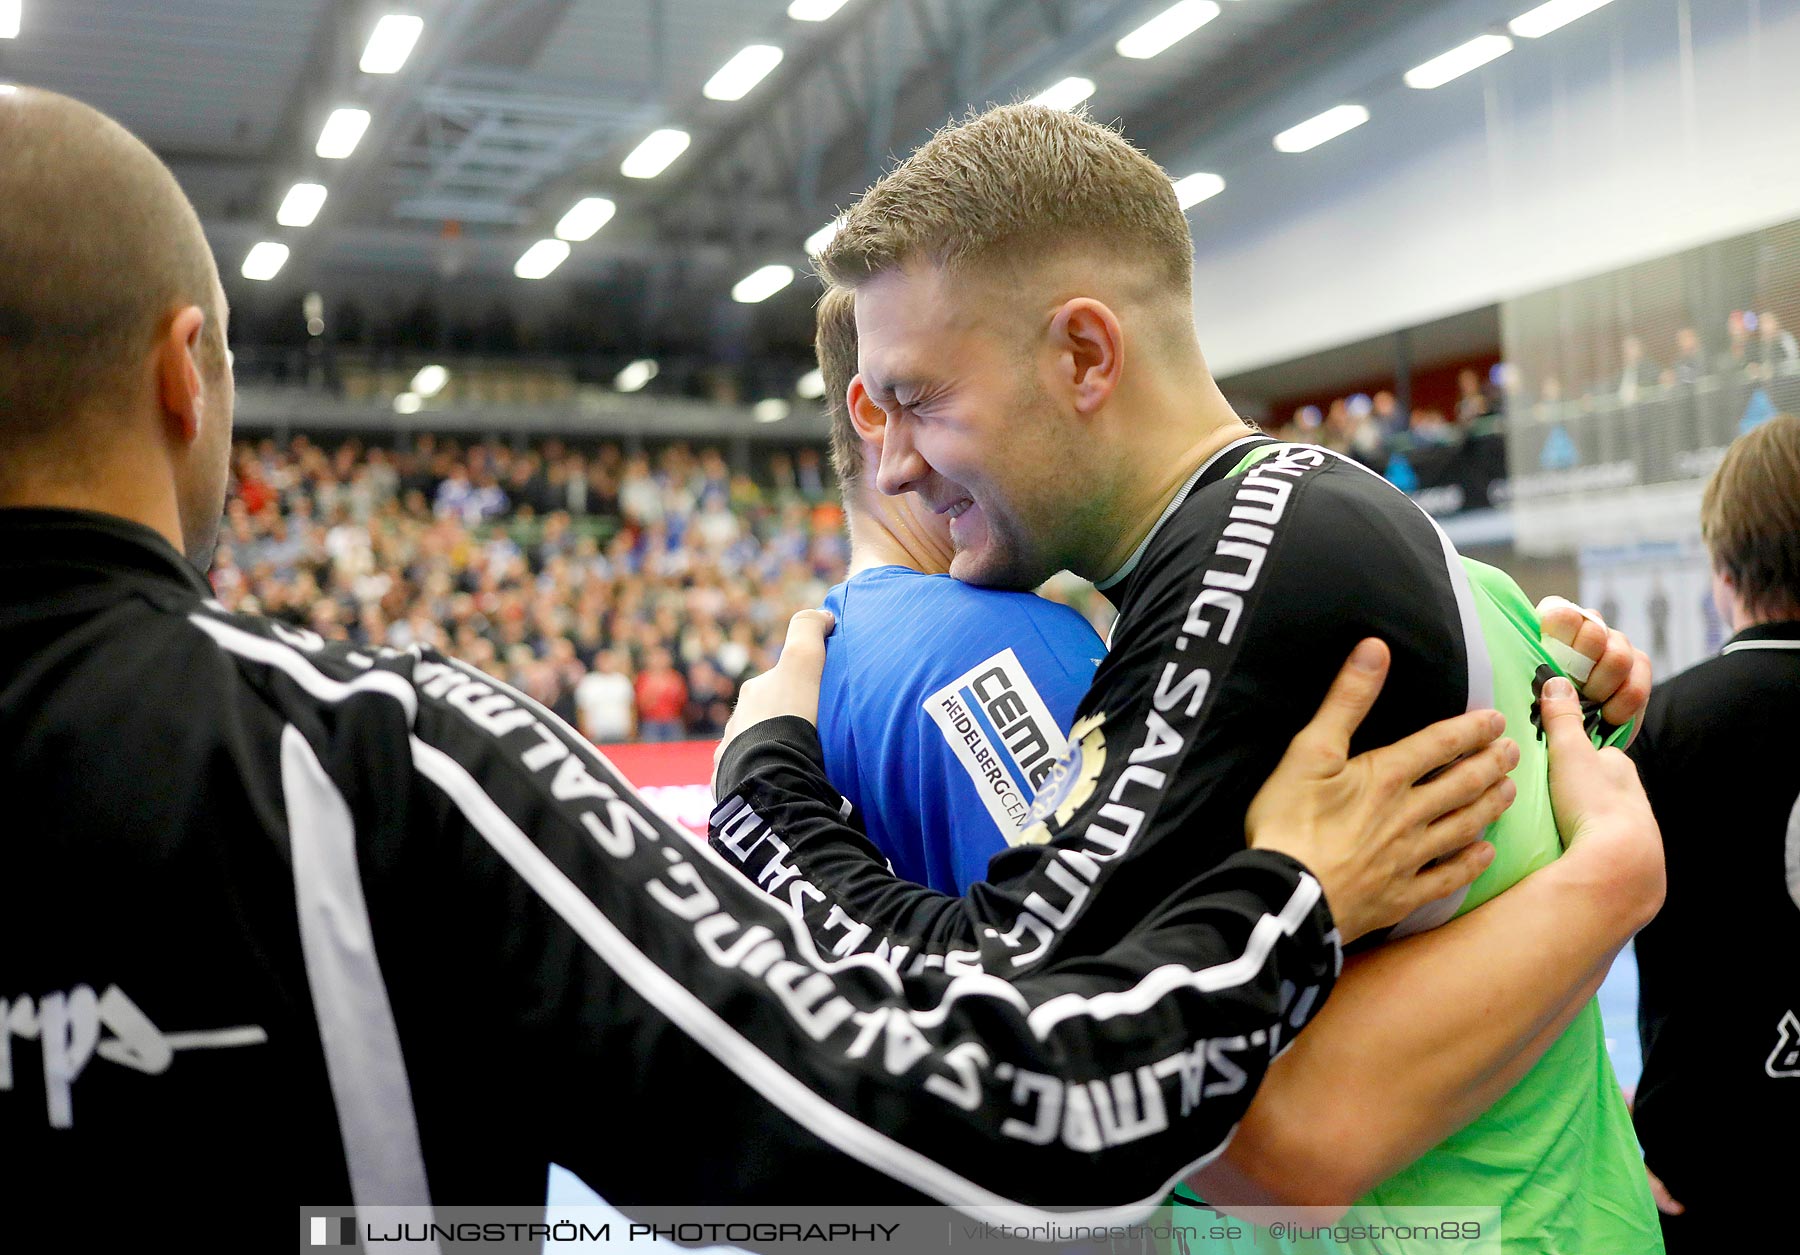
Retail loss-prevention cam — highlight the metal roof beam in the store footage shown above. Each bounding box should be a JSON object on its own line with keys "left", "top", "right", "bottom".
{"left": 270, "top": 0, "right": 496, "bottom": 276}
{"left": 1033, "top": 0, "right": 1073, "bottom": 39}
{"left": 862, "top": 2, "right": 908, "bottom": 183}
{"left": 419, "top": 84, "right": 652, "bottom": 127}
{"left": 647, "top": 0, "right": 1191, "bottom": 255}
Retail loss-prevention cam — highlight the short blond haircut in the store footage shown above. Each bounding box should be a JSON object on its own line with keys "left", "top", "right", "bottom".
{"left": 1701, "top": 414, "right": 1800, "bottom": 616}
{"left": 818, "top": 104, "right": 1194, "bottom": 295}
{"left": 814, "top": 286, "right": 864, "bottom": 488}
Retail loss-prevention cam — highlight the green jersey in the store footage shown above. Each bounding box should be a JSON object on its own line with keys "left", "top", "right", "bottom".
{"left": 1176, "top": 445, "right": 1661, "bottom": 1253}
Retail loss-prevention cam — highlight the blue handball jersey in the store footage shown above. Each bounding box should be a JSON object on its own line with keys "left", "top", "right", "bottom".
{"left": 817, "top": 565, "right": 1105, "bottom": 894}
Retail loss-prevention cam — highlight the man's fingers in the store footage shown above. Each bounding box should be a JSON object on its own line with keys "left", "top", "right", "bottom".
{"left": 1536, "top": 595, "right": 1582, "bottom": 641}
{"left": 1294, "top": 639, "right": 1389, "bottom": 766}
{"left": 1567, "top": 613, "right": 1610, "bottom": 665}
{"left": 1537, "top": 596, "right": 1607, "bottom": 656}
{"left": 1408, "top": 737, "right": 1519, "bottom": 825}
{"left": 1409, "top": 838, "right": 1497, "bottom": 907}
{"left": 1600, "top": 649, "right": 1653, "bottom": 734}
{"left": 710, "top": 739, "right": 730, "bottom": 795}
{"left": 1581, "top": 626, "right": 1635, "bottom": 702}
{"left": 1421, "top": 777, "right": 1517, "bottom": 859}
{"left": 1382, "top": 707, "right": 1506, "bottom": 786}
{"left": 776, "top": 608, "right": 836, "bottom": 675}
{"left": 713, "top": 609, "right": 838, "bottom": 794}
{"left": 1537, "top": 596, "right": 1605, "bottom": 684}
{"left": 1645, "top": 1166, "right": 1686, "bottom": 1216}
{"left": 1539, "top": 674, "right": 1598, "bottom": 762}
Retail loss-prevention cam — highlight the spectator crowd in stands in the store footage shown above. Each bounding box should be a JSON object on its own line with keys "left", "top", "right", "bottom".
{"left": 1266, "top": 367, "right": 1505, "bottom": 475}
{"left": 210, "top": 435, "right": 850, "bottom": 743}
{"left": 1490, "top": 309, "right": 1799, "bottom": 427}
{"left": 1258, "top": 308, "right": 1796, "bottom": 486}
{"left": 1550, "top": 310, "right": 1800, "bottom": 412}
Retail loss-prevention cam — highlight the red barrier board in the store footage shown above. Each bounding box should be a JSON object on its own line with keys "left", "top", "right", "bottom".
{"left": 594, "top": 739, "right": 719, "bottom": 837}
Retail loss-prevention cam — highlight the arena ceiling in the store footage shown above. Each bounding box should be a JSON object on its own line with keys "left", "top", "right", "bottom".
{"left": 1, "top": 0, "right": 1497, "bottom": 387}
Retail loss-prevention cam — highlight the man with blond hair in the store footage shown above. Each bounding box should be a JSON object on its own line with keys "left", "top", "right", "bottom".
{"left": 711, "top": 104, "right": 1665, "bottom": 1250}
{"left": 1630, "top": 414, "right": 1800, "bottom": 1251}
{"left": 811, "top": 285, "right": 1105, "bottom": 892}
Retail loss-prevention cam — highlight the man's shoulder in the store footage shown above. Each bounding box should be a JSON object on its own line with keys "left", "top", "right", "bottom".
{"left": 122, "top": 602, "right": 436, "bottom": 740}
{"left": 1142, "top": 442, "right": 1437, "bottom": 601}
{"left": 1248, "top": 442, "right": 1421, "bottom": 521}
{"left": 1644, "top": 643, "right": 1796, "bottom": 734}
{"left": 834, "top": 566, "right": 1100, "bottom": 644}
{"left": 1160, "top": 441, "right": 1405, "bottom": 537}
{"left": 184, "top": 602, "right": 381, "bottom": 674}
{"left": 824, "top": 567, "right": 1100, "bottom": 715}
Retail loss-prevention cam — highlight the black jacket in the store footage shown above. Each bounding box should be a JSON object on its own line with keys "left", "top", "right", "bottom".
{"left": 0, "top": 507, "right": 1337, "bottom": 1236}
{"left": 1631, "top": 619, "right": 1800, "bottom": 1215}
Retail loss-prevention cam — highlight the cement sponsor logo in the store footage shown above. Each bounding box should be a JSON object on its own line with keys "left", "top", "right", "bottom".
{"left": 924, "top": 650, "right": 1070, "bottom": 841}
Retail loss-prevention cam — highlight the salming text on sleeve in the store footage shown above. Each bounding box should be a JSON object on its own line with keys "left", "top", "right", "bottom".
{"left": 0, "top": 506, "right": 1339, "bottom": 1234}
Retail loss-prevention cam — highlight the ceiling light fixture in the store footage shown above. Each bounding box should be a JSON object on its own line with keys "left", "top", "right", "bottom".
{"left": 1172, "top": 171, "right": 1225, "bottom": 209}
{"left": 615, "top": 359, "right": 659, "bottom": 392}
{"left": 804, "top": 216, "right": 843, "bottom": 257}
{"left": 316, "top": 108, "right": 372, "bottom": 160}
{"left": 1509, "top": 0, "right": 1617, "bottom": 39}
{"left": 732, "top": 263, "right": 795, "bottom": 304}
{"left": 360, "top": 14, "right": 423, "bottom": 74}
{"left": 1404, "top": 34, "right": 1514, "bottom": 89}
{"left": 621, "top": 128, "right": 691, "bottom": 179}
{"left": 753, "top": 398, "right": 793, "bottom": 423}
{"left": 1116, "top": 1, "right": 1220, "bottom": 60}
{"left": 241, "top": 242, "right": 290, "bottom": 282}
{"left": 1273, "top": 104, "right": 1369, "bottom": 153}
{"left": 514, "top": 238, "right": 571, "bottom": 280}
{"left": 411, "top": 364, "right": 449, "bottom": 398}
{"left": 787, "top": 0, "right": 847, "bottom": 20}
{"left": 276, "top": 183, "right": 328, "bottom": 227}
{"left": 704, "top": 45, "right": 784, "bottom": 102}
{"left": 555, "top": 197, "right": 616, "bottom": 242}
{"left": 796, "top": 368, "right": 825, "bottom": 400}
{"left": 1029, "top": 76, "right": 1097, "bottom": 111}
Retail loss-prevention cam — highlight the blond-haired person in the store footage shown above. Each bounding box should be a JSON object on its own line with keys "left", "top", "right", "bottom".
{"left": 1630, "top": 413, "right": 1800, "bottom": 1253}
{"left": 712, "top": 104, "right": 1665, "bottom": 1251}
{"left": 807, "top": 285, "right": 1106, "bottom": 894}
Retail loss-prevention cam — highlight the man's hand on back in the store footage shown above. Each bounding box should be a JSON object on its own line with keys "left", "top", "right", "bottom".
{"left": 1245, "top": 638, "right": 1517, "bottom": 943}
{"left": 712, "top": 609, "right": 834, "bottom": 792}
{"left": 1538, "top": 674, "right": 1666, "bottom": 924}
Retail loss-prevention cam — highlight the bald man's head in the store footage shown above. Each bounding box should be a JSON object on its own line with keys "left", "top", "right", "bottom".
{"left": 0, "top": 88, "right": 232, "bottom": 558}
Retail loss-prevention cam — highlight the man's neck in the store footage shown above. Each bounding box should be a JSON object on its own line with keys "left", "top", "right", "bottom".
{"left": 846, "top": 482, "right": 955, "bottom": 577}
{"left": 0, "top": 460, "right": 186, "bottom": 557}
{"left": 1084, "top": 398, "right": 1255, "bottom": 587}
{"left": 1735, "top": 604, "right": 1800, "bottom": 633}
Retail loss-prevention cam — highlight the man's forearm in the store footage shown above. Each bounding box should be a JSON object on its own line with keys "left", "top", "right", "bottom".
{"left": 712, "top": 715, "right": 984, "bottom": 955}
{"left": 1191, "top": 839, "right": 1652, "bottom": 1209}
{"left": 1192, "top": 965, "right": 1607, "bottom": 1221}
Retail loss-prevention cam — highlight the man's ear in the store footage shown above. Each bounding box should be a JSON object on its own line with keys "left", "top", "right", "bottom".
{"left": 847, "top": 373, "right": 886, "bottom": 446}
{"left": 1048, "top": 298, "right": 1124, "bottom": 415}
{"left": 157, "top": 305, "right": 209, "bottom": 445}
